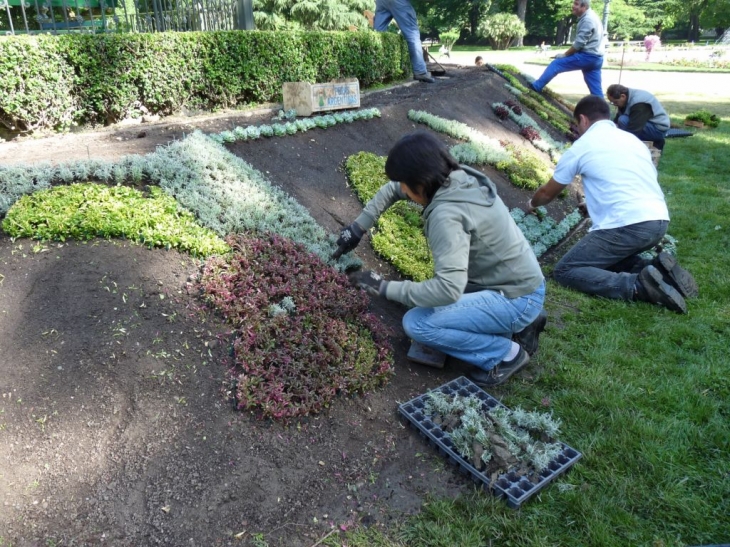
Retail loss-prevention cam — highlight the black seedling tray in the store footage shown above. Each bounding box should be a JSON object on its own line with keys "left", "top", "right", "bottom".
{"left": 666, "top": 128, "right": 694, "bottom": 139}
{"left": 398, "top": 376, "right": 582, "bottom": 508}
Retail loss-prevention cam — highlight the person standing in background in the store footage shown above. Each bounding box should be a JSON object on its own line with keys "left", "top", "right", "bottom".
{"left": 374, "top": 0, "right": 435, "bottom": 83}
{"left": 530, "top": 0, "right": 605, "bottom": 96}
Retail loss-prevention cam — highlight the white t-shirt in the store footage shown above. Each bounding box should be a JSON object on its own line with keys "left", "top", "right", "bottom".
{"left": 553, "top": 119, "right": 669, "bottom": 231}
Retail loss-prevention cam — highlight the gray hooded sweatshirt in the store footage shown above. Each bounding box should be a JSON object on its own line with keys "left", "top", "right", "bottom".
{"left": 355, "top": 166, "right": 544, "bottom": 309}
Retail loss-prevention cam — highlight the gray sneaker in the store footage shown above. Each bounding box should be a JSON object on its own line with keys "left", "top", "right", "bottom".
{"left": 414, "top": 72, "right": 435, "bottom": 83}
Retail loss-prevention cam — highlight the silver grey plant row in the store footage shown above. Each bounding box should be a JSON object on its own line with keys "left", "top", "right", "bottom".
{"left": 510, "top": 207, "right": 583, "bottom": 258}
{"left": 209, "top": 108, "right": 382, "bottom": 145}
{"left": 0, "top": 131, "right": 362, "bottom": 271}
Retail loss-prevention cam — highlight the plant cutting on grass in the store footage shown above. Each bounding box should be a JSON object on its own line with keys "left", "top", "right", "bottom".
{"left": 398, "top": 377, "right": 582, "bottom": 509}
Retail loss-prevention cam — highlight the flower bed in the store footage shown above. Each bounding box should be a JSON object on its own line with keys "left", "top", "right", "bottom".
{"left": 199, "top": 233, "right": 393, "bottom": 420}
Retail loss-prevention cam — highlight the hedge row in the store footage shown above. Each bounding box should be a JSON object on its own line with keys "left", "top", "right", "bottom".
{"left": 0, "top": 30, "right": 410, "bottom": 133}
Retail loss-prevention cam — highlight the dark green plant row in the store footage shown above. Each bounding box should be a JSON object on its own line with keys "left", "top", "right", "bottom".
{"left": 0, "top": 31, "right": 409, "bottom": 133}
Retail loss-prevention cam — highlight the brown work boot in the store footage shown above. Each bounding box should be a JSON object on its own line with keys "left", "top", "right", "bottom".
{"left": 637, "top": 265, "right": 687, "bottom": 314}
{"left": 653, "top": 252, "right": 698, "bottom": 298}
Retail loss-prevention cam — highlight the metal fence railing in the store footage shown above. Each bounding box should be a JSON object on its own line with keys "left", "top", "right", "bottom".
{"left": 1, "top": 0, "right": 252, "bottom": 35}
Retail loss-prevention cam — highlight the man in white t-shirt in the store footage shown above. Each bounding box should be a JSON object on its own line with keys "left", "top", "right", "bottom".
{"left": 526, "top": 95, "right": 697, "bottom": 313}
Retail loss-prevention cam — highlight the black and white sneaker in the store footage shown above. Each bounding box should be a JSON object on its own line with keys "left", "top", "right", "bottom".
{"left": 469, "top": 347, "right": 530, "bottom": 387}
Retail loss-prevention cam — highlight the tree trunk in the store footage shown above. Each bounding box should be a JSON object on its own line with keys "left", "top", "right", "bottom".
{"left": 516, "top": 0, "right": 527, "bottom": 47}
{"left": 688, "top": 12, "right": 700, "bottom": 42}
{"left": 469, "top": 3, "right": 480, "bottom": 36}
{"left": 556, "top": 18, "right": 572, "bottom": 45}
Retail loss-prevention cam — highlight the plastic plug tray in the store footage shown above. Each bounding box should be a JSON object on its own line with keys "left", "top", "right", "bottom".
{"left": 398, "top": 376, "right": 582, "bottom": 508}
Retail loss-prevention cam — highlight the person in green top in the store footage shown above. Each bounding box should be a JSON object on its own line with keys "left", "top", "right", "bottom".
{"left": 333, "top": 132, "right": 547, "bottom": 387}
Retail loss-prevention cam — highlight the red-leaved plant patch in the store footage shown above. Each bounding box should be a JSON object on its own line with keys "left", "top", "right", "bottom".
{"left": 519, "top": 126, "right": 541, "bottom": 142}
{"left": 493, "top": 105, "right": 510, "bottom": 120}
{"left": 198, "top": 233, "right": 394, "bottom": 420}
{"left": 504, "top": 99, "right": 523, "bottom": 116}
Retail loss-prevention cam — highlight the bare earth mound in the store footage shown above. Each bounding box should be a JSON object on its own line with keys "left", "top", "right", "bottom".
{"left": 0, "top": 66, "right": 579, "bottom": 545}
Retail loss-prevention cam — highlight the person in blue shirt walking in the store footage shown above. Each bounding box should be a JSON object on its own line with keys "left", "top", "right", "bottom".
{"left": 374, "top": 0, "right": 434, "bottom": 83}
{"left": 530, "top": 0, "right": 605, "bottom": 96}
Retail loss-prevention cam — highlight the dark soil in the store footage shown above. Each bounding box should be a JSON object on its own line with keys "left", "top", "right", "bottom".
{"left": 0, "top": 65, "right": 581, "bottom": 546}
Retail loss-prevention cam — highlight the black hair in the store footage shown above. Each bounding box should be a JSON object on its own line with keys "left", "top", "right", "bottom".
{"left": 606, "top": 83, "right": 629, "bottom": 100}
{"left": 573, "top": 95, "right": 610, "bottom": 123}
{"left": 385, "top": 132, "right": 459, "bottom": 202}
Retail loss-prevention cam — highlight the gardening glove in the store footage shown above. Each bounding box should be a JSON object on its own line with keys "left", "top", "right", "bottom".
{"left": 332, "top": 222, "right": 365, "bottom": 260}
{"left": 554, "top": 53, "right": 565, "bottom": 59}
{"left": 348, "top": 270, "right": 387, "bottom": 298}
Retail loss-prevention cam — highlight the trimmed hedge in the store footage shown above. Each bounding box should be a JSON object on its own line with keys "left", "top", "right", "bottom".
{"left": 0, "top": 30, "right": 409, "bottom": 132}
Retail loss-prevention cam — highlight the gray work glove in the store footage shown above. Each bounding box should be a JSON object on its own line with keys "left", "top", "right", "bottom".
{"left": 332, "top": 222, "right": 365, "bottom": 260}
{"left": 348, "top": 270, "right": 386, "bottom": 297}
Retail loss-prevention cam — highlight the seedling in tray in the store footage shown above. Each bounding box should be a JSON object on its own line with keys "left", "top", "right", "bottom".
{"left": 398, "top": 377, "right": 582, "bottom": 507}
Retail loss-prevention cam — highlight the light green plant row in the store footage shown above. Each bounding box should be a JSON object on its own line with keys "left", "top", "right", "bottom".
{"left": 492, "top": 101, "right": 566, "bottom": 161}
{"left": 209, "top": 108, "right": 382, "bottom": 144}
{"left": 2, "top": 184, "right": 229, "bottom": 258}
{"left": 494, "top": 64, "right": 573, "bottom": 135}
{"left": 136, "top": 131, "right": 361, "bottom": 272}
{"left": 0, "top": 131, "right": 360, "bottom": 271}
{"left": 407, "top": 110, "right": 551, "bottom": 190}
{"left": 345, "top": 152, "right": 433, "bottom": 281}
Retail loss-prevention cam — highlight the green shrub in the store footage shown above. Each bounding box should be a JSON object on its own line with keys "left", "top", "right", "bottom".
{"left": 477, "top": 13, "right": 526, "bottom": 50}
{"left": 345, "top": 152, "right": 434, "bottom": 281}
{"left": 0, "top": 31, "right": 409, "bottom": 132}
{"left": 0, "top": 37, "right": 78, "bottom": 132}
{"left": 2, "top": 182, "right": 229, "bottom": 257}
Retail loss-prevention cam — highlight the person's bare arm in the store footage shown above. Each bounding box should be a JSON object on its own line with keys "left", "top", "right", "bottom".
{"left": 526, "top": 178, "right": 565, "bottom": 212}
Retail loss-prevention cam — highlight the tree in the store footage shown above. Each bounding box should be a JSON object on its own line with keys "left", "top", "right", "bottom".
{"left": 438, "top": 28, "right": 460, "bottom": 51}
{"left": 478, "top": 12, "right": 527, "bottom": 48}
{"left": 412, "top": 0, "right": 492, "bottom": 38}
{"left": 253, "top": 0, "right": 374, "bottom": 30}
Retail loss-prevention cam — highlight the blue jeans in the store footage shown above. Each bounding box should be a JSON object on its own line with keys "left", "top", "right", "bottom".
{"left": 553, "top": 220, "right": 668, "bottom": 300}
{"left": 617, "top": 115, "right": 668, "bottom": 143}
{"left": 402, "top": 281, "right": 545, "bottom": 371}
{"left": 532, "top": 52, "right": 604, "bottom": 96}
{"left": 374, "top": 0, "right": 428, "bottom": 75}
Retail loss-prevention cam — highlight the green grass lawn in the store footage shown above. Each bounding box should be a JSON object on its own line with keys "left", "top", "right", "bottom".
{"left": 325, "top": 93, "right": 730, "bottom": 547}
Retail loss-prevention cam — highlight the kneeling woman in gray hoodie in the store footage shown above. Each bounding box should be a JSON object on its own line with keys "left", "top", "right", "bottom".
{"left": 336, "top": 132, "right": 546, "bottom": 387}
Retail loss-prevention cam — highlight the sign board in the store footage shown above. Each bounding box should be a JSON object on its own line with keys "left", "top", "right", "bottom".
{"left": 283, "top": 79, "right": 360, "bottom": 117}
